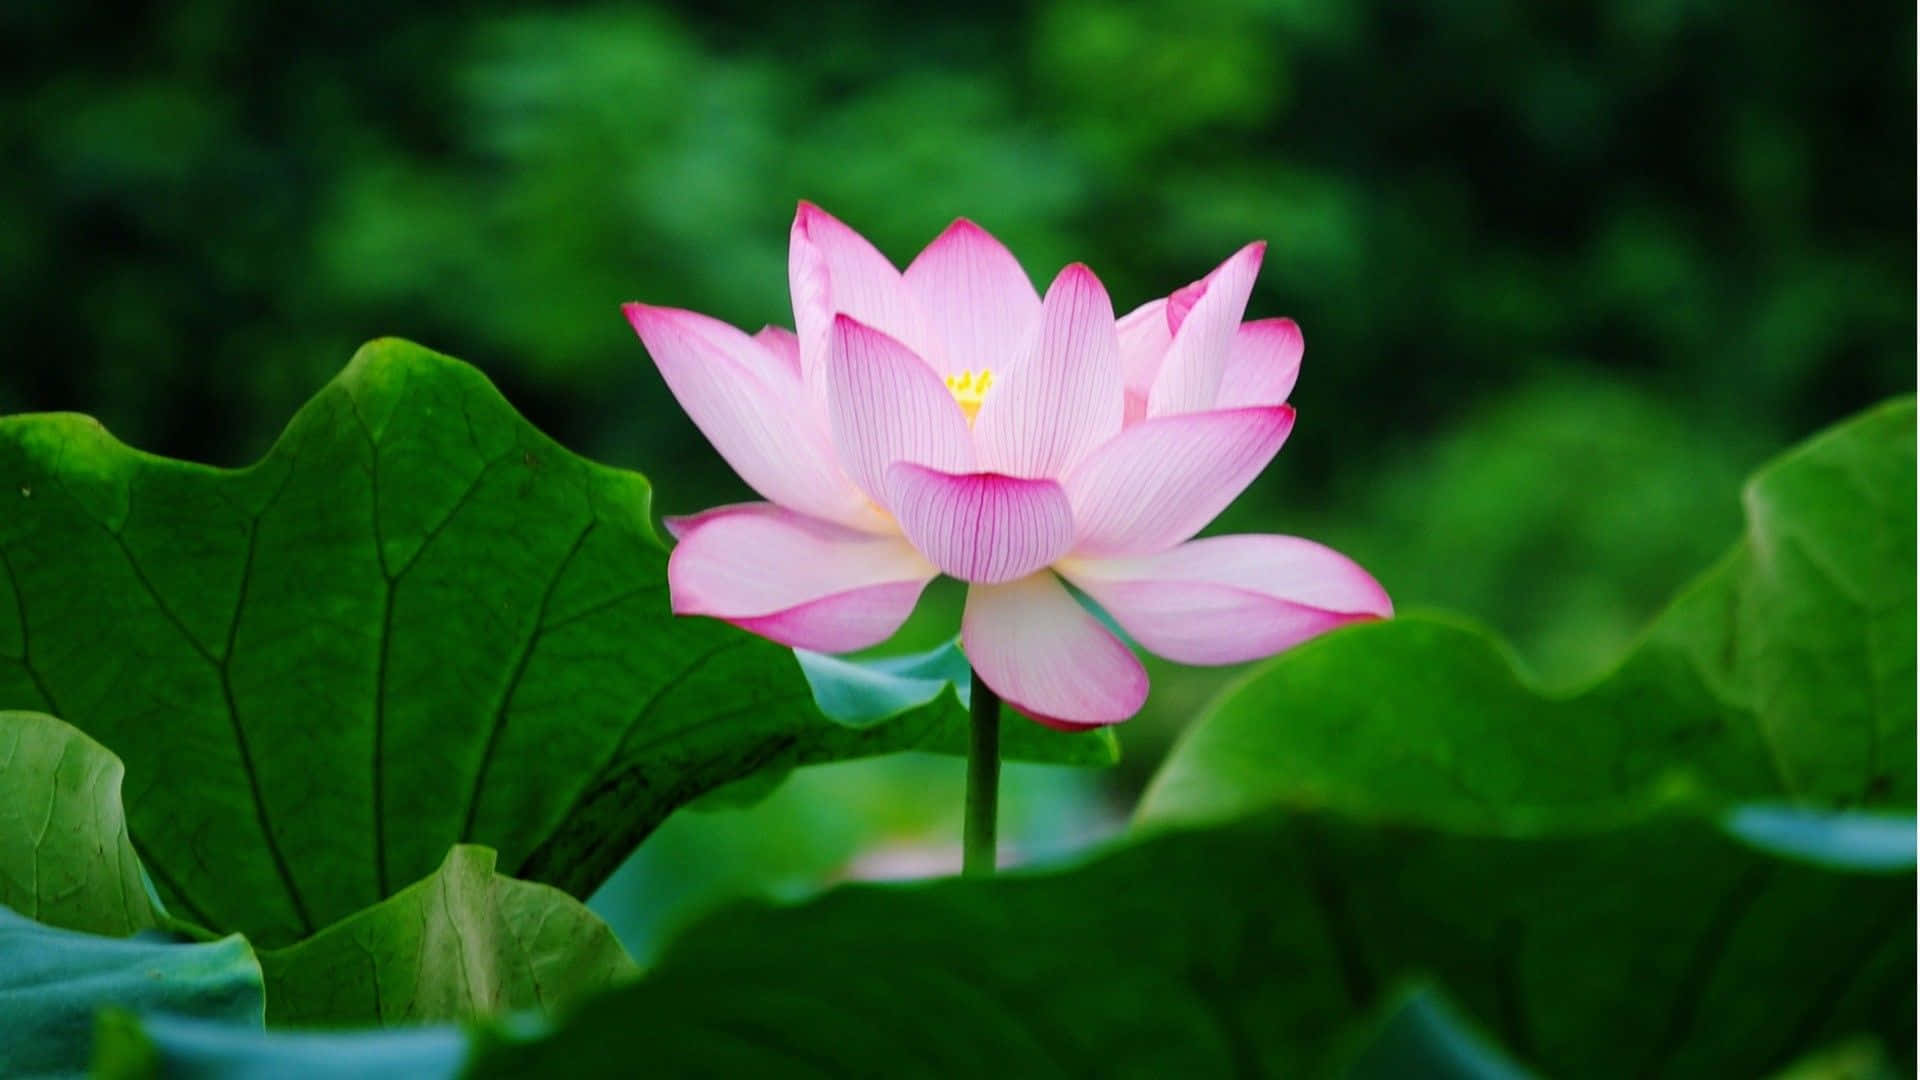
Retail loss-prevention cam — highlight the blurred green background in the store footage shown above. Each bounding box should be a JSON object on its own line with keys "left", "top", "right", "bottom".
{"left": 2, "top": 0, "right": 1910, "bottom": 958}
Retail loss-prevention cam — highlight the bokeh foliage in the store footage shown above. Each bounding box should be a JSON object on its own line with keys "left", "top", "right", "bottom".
{"left": 2, "top": 0, "right": 1909, "bottom": 736}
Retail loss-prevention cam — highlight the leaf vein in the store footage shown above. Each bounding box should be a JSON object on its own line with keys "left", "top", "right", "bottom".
{"left": 0, "top": 547, "right": 62, "bottom": 715}
{"left": 217, "top": 503, "right": 318, "bottom": 934}
{"left": 457, "top": 519, "right": 599, "bottom": 845}
{"left": 1635, "top": 861, "right": 1775, "bottom": 1078}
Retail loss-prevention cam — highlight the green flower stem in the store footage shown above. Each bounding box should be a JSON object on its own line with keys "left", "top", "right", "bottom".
{"left": 963, "top": 669, "right": 1002, "bottom": 877}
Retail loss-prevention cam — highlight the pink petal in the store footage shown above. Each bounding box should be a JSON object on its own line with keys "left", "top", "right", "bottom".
{"left": 886, "top": 464, "right": 1074, "bottom": 584}
{"left": 669, "top": 503, "right": 937, "bottom": 653}
{"left": 902, "top": 219, "right": 1041, "bottom": 379}
{"left": 973, "top": 263, "right": 1125, "bottom": 480}
{"left": 662, "top": 501, "right": 788, "bottom": 541}
{"left": 962, "top": 572, "right": 1148, "bottom": 727}
{"left": 1146, "top": 242, "right": 1266, "bottom": 418}
{"left": 753, "top": 325, "right": 802, "bottom": 379}
{"left": 1215, "top": 318, "right": 1303, "bottom": 408}
{"left": 789, "top": 203, "right": 940, "bottom": 393}
{"left": 668, "top": 498, "right": 895, "bottom": 542}
{"left": 1166, "top": 279, "right": 1205, "bottom": 334}
{"left": 625, "top": 303, "right": 873, "bottom": 530}
{"left": 1059, "top": 534, "right": 1391, "bottom": 665}
{"left": 1116, "top": 297, "right": 1172, "bottom": 408}
{"left": 1064, "top": 405, "right": 1296, "bottom": 556}
{"left": 826, "top": 315, "right": 978, "bottom": 507}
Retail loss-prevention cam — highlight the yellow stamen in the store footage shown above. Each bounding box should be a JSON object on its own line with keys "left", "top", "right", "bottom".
{"left": 944, "top": 368, "right": 996, "bottom": 423}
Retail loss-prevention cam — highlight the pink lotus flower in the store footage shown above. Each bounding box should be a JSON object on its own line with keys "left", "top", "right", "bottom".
{"left": 625, "top": 204, "right": 1391, "bottom": 729}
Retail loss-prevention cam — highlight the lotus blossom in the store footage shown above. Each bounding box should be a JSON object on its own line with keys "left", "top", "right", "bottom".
{"left": 625, "top": 204, "right": 1390, "bottom": 729}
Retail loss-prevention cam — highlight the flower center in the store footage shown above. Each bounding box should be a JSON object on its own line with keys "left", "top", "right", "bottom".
{"left": 944, "top": 368, "right": 995, "bottom": 423}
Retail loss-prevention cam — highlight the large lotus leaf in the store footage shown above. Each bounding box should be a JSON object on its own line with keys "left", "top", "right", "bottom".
{"left": 260, "top": 844, "right": 635, "bottom": 1026}
{"left": 0, "top": 339, "right": 1109, "bottom": 947}
{"left": 0, "top": 711, "right": 157, "bottom": 937}
{"left": 1140, "top": 398, "right": 1916, "bottom": 829}
{"left": 464, "top": 812, "right": 1911, "bottom": 1078}
{"left": 0, "top": 905, "right": 262, "bottom": 1079}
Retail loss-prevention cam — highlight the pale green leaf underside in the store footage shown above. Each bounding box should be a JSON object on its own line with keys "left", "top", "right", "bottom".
{"left": 0, "top": 339, "right": 1109, "bottom": 947}
{"left": 1140, "top": 398, "right": 1917, "bottom": 829}
{"left": 261, "top": 844, "right": 636, "bottom": 1026}
{"left": 0, "top": 711, "right": 157, "bottom": 938}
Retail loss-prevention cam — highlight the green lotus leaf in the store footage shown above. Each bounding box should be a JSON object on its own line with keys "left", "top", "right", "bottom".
{"left": 260, "top": 844, "right": 636, "bottom": 1026}
{"left": 1140, "top": 398, "right": 1916, "bottom": 830}
{"left": 467, "top": 812, "right": 1911, "bottom": 1078}
{"left": 0, "top": 711, "right": 158, "bottom": 937}
{"left": 0, "top": 339, "right": 1110, "bottom": 948}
